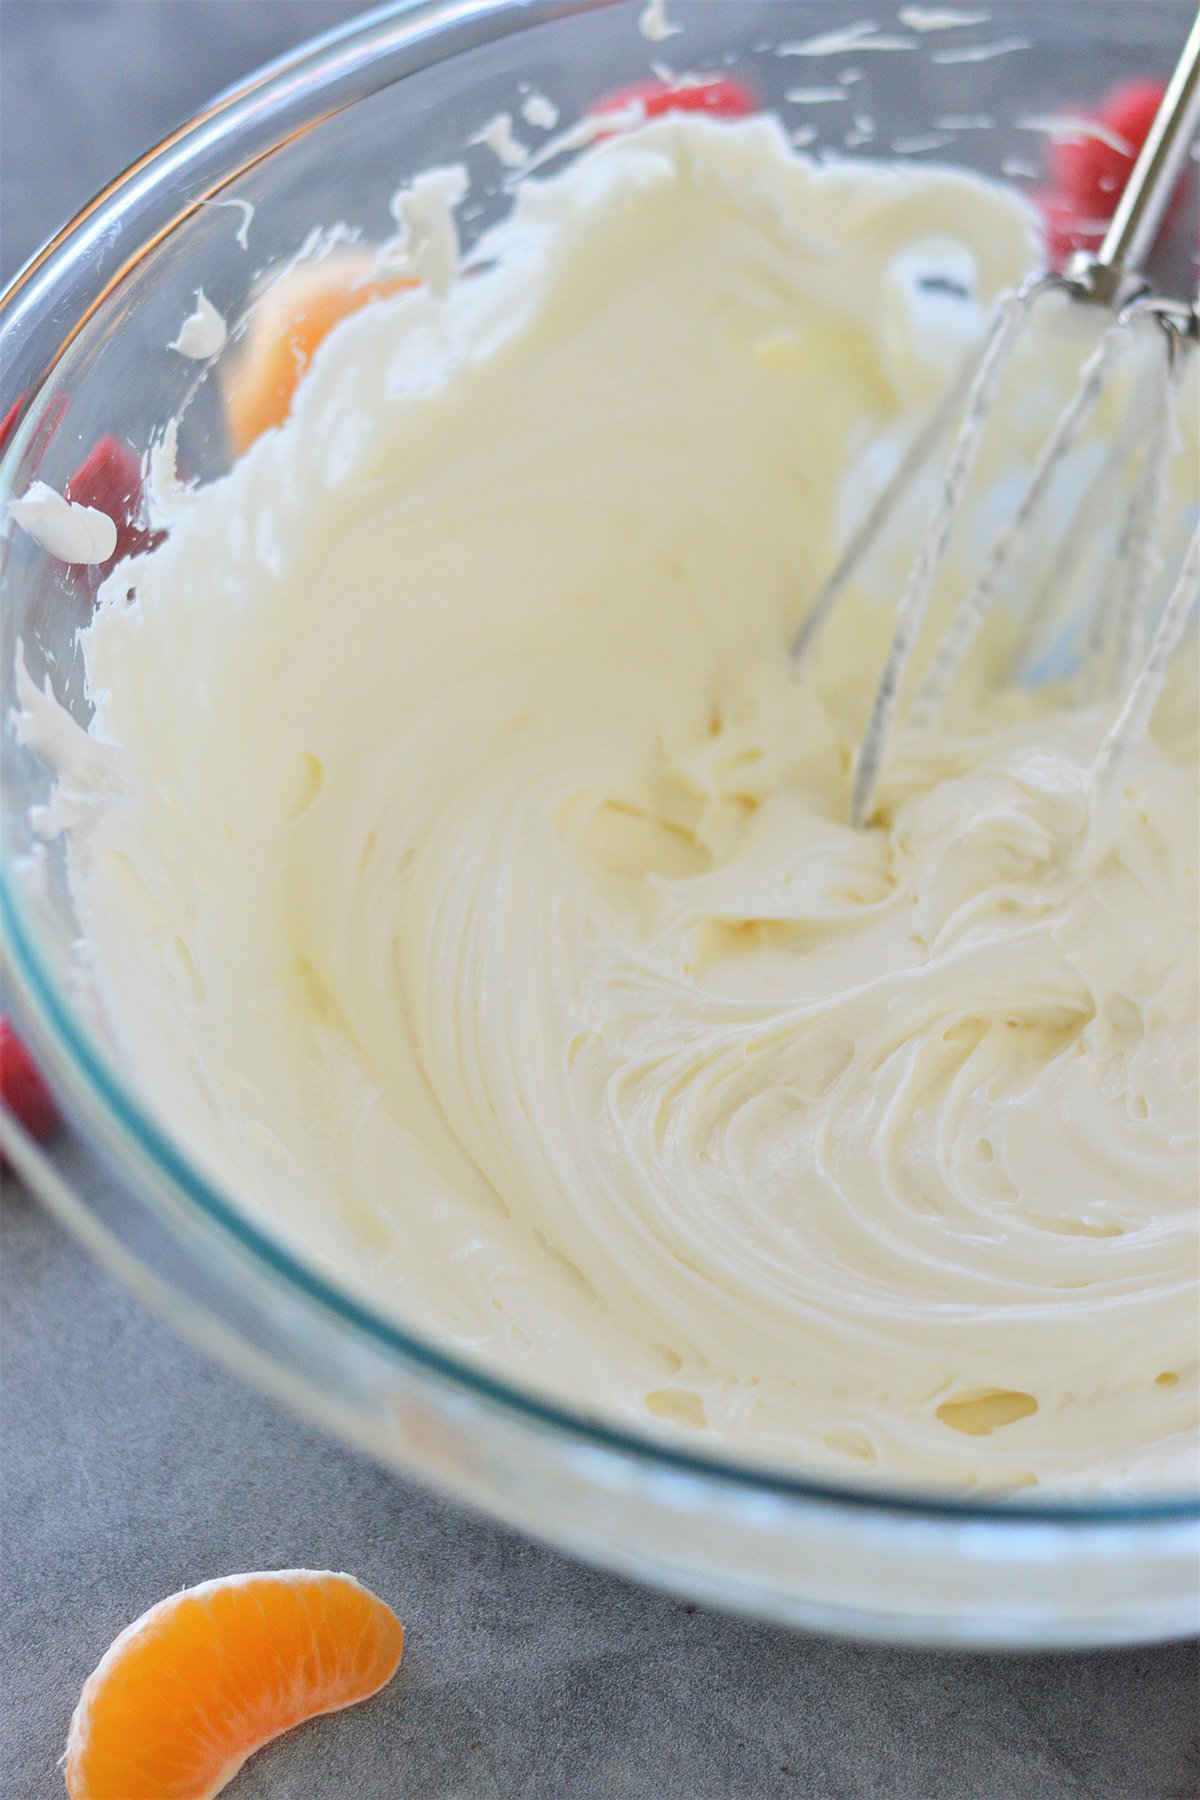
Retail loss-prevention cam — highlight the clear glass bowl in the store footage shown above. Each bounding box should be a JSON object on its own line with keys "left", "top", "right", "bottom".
{"left": 2, "top": 0, "right": 1197, "bottom": 1649}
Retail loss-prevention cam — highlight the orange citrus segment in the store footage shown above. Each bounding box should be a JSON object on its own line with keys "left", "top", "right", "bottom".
{"left": 225, "top": 254, "right": 418, "bottom": 454}
{"left": 64, "top": 1569, "right": 404, "bottom": 1800}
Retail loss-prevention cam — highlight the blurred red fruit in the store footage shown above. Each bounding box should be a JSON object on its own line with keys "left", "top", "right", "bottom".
{"left": 593, "top": 75, "right": 756, "bottom": 131}
{"left": 1049, "top": 80, "right": 1166, "bottom": 217}
{"left": 1037, "top": 78, "right": 1195, "bottom": 271}
{"left": 0, "top": 1018, "right": 59, "bottom": 1146}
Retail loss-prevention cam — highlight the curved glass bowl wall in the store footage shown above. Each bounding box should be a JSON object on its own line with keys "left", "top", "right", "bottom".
{"left": 2, "top": 0, "right": 1197, "bottom": 1648}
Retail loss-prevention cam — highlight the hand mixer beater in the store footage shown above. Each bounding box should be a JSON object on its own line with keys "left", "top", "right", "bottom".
{"left": 793, "top": 8, "right": 1200, "bottom": 827}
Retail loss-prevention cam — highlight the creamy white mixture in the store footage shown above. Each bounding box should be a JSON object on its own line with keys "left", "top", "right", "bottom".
{"left": 21, "top": 118, "right": 1199, "bottom": 1491}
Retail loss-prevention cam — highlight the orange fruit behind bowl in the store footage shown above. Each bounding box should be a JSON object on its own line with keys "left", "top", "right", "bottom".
{"left": 63, "top": 1568, "right": 405, "bottom": 1799}
{"left": 225, "top": 255, "right": 417, "bottom": 453}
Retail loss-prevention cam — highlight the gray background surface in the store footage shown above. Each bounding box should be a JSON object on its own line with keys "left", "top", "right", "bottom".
{"left": 1, "top": 4, "right": 1198, "bottom": 1797}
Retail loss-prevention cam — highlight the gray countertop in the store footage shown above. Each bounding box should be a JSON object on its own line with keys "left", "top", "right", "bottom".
{"left": 2, "top": 6, "right": 1198, "bottom": 1797}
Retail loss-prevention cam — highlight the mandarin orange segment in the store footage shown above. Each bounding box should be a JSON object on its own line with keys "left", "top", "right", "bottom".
{"left": 64, "top": 1569, "right": 404, "bottom": 1800}
{"left": 225, "top": 256, "right": 418, "bottom": 453}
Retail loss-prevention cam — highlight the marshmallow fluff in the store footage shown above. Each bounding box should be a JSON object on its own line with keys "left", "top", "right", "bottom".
{"left": 33, "top": 118, "right": 1199, "bottom": 1491}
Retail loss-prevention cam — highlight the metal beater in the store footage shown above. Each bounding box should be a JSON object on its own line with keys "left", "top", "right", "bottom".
{"left": 792, "top": 9, "right": 1200, "bottom": 826}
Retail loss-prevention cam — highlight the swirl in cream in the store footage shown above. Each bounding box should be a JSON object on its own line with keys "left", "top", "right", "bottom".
{"left": 31, "top": 118, "right": 1198, "bottom": 1490}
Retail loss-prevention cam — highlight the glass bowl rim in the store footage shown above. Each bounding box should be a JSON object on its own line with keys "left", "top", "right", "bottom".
{"left": 1, "top": 0, "right": 1196, "bottom": 1529}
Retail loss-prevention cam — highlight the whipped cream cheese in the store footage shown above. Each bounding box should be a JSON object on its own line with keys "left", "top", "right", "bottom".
{"left": 29, "top": 117, "right": 1199, "bottom": 1491}
{"left": 520, "top": 92, "right": 560, "bottom": 132}
{"left": 170, "top": 289, "right": 228, "bottom": 360}
{"left": 639, "top": 0, "right": 682, "bottom": 45}
{"left": 11, "top": 482, "right": 117, "bottom": 564}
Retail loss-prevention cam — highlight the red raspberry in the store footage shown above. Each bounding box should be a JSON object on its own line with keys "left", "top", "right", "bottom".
{"left": 65, "top": 435, "right": 160, "bottom": 566}
{"left": 593, "top": 75, "right": 756, "bottom": 130}
{"left": 1049, "top": 79, "right": 1166, "bottom": 220}
{"left": 0, "top": 1017, "right": 59, "bottom": 1145}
